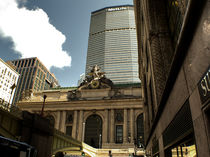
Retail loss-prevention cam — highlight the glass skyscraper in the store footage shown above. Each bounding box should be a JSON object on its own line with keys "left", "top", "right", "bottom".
{"left": 85, "top": 5, "right": 140, "bottom": 84}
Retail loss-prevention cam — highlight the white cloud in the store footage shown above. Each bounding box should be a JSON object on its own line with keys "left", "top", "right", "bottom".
{"left": 0, "top": 0, "right": 71, "bottom": 69}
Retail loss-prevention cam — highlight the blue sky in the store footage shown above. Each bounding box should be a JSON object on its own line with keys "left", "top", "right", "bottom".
{"left": 0, "top": 0, "right": 133, "bottom": 87}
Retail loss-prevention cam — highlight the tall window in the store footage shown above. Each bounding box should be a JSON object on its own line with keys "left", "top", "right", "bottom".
{"left": 137, "top": 114, "right": 144, "bottom": 145}
{"left": 166, "top": 0, "right": 189, "bottom": 47}
{"left": 24, "top": 60, "right": 28, "bottom": 67}
{"left": 28, "top": 59, "right": 31, "bottom": 67}
{"left": 17, "top": 61, "right": 21, "bottom": 68}
{"left": 31, "top": 59, "right": 34, "bottom": 67}
{"left": 116, "top": 125, "right": 123, "bottom": 143}
{"left": 65, "top": 112, "right": 73, "bottom": 136}
{"left": 66, "top": 126, "right": 72, "bottom": 136}
{"left": 21, "top": 61, "right": 24, "bottom": 67}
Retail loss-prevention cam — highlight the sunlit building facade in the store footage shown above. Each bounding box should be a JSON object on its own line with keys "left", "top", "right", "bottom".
{"left": 85, "top": 5, "right": 140, "bottom": 84}
{"left": 8, "top": 57, "right": 59, "bottom": 103}
{"left": 18, "top": 82, "right": 144, "bottom": 154}
{"left": 0, "top": 58, "right": 19, "bottom": 106}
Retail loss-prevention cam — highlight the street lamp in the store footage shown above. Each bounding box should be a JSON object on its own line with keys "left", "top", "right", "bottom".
{"left": 9, "top": 83, "right": 16, "bottom": 105}
{"left": 40, "top": 94, "right": 47, "bottom": 117}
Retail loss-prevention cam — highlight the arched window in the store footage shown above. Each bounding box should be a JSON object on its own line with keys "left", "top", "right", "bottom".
{"left": 85, "top": 114, "right": 102, "bottom": 148}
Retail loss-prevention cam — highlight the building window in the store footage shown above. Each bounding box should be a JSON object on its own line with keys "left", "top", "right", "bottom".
{"left": 166, "top": 0, "right": 189, "bottom": 47}
{"left": 4, "top": 68, "right": 7, "bottom": 75}
{"left": 17, "top": 61, "right": 21, "bottom": 67}
{"left": 66, "top": 126, "right": 72, "bottom": 136}
{"left": 24, "top": 60, "right": 28, "bottom": 67}
{"left": 37, "top": 69, "right": 40, "bottom": 77}
{"left": 31, "top": 59, "right": 34, "bottom": 67}
{"left": 137, "top": 113, "right": 144, "bottom": 145}
{"left": 21, "top": 61, "right": 24, "bottom": 67}
{"left": 66, "top": 114, "right": 73, "bottom": 124}
{"left": 28, "top": 59, "right": 31, "bottom": 67}
{"left": 116, "top": 125, "right": 123, "bottom": 143}
{"left": 165, "top": 135, "right": 197, "bottom": 157}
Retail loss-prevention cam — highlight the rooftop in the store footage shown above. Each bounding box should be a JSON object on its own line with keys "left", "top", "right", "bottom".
{"left": 49, "top": 82, "right": 141, "bottom": 91}
{"left": 92, "top": 5, "right": 134, "bottom": 14}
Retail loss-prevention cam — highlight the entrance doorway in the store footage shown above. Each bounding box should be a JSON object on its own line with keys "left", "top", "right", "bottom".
{"left": 84, "top": 114, "right": 102, "bottom": 148}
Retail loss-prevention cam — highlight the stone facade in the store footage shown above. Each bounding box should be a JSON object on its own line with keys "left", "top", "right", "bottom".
{"left": 134, "top": 0, "right": 210, "bottom": 156}
{"left": 17, "top": 83, "right": 143, "bottom": 150}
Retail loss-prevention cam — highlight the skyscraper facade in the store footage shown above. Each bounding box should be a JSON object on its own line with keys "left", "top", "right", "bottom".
{"left": 8, "top": 57, "right": 59, "bottom": 103}
{"left": 85, "top": 5, "right": 140, "bottom": 84}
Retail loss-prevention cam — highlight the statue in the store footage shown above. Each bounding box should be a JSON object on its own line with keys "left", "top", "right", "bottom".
{"left": 88, "top": 65, "right": 105, "bottom": 80}
{"left": 78, "top": 65, "right": 113, "bottom": 90}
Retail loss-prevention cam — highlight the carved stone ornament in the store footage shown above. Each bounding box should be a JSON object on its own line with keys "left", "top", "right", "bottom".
{"left": 78, "top": 65, "right": 113, "bottom": 90}
{"left": 115, "top": 112, "right": 123, "bottom": 122}
{"left": 21, "top": 89, "right": 33, "bottom": 101}
{"left": 67, "top": 90, "right": 81, "bottom": 101}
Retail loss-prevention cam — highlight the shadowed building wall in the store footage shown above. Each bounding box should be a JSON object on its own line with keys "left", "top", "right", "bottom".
{"left": 134, "top": 0, "right": 210, "bottom": 156}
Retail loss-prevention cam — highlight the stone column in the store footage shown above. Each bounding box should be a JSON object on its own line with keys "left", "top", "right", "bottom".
{"left": 123, "top": 109, "right": 128, "bottom": 143}
{"left": 82, "top": 122, "right": 85, "bottom": 142}
{"left": 130, "top": 109, "right": 134, "bottom": 143}
{"left": 55, "top": 111, "right": 61, "bottom": 130}
{"left": 60, "top": 111, "right": 66, "bottom": 133}
{"left": 77, "top": 110, "right": 84, "bottom": 141}
{"left": 72, "top": 110, "right": 78, "bottom": 139}
{"left": 102, "top": 109, "right": 108, "bottom": 144}
{"left": 110, "top": 109, "right": 115, "bottom": 143}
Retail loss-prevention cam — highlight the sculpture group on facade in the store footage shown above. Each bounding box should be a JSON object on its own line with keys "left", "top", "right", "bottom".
{"left": 78, "top": 65, "right": 113, "bottom": 90}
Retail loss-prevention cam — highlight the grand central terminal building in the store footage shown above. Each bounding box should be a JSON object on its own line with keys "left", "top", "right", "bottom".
{"left": 17, "top": 66, "right": 144, "bottom": 151}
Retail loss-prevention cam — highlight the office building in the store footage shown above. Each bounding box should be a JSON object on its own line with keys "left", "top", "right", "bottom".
{"left": 0, "top": 58, "right": 19, "bottom": 108}
{"left": 85, "top": 5, "right": 140, "bottom": 84}
{"left": 8, "top": 57, "right": 59, "bottom": 103}
{"left": 134, "top": 0, "right": 210, "bottom": 156}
